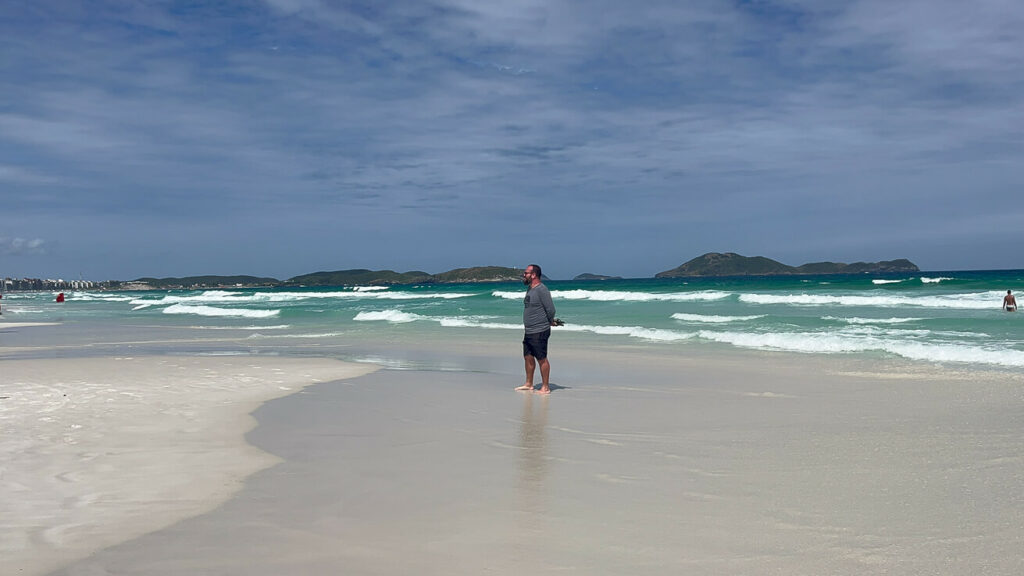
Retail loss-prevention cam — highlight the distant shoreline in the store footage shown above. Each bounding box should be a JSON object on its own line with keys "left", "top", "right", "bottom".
{"left": 4, "top": 253, "right": 931, "bottom": 291}
{"left": 8, "top": 264, "right": 1024, "bottom": 291}
{"left": 8, "top": 268, "right": 1024, "bottom": 293}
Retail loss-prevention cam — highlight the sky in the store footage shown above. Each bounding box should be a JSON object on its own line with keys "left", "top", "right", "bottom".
{"left": 1, "top": 1, "right": 1022, "bottom": 281}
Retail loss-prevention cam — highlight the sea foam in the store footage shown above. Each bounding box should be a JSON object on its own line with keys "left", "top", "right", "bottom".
{"left": 560, "top": 323, "right": 693, "bottom": 341}
{"left": 353, "top": 310, "right": 519, "bottom": 329}
{"left": 132, "top": 291, "right": 251, "bottom": 308}
{"left": 68, "top": 293, "right": 135, "bottom": 302}
{"left": 437, "top": 317, "right": 522, "bottom": 330}
{"left": 351, "top": 308, "right": 692, "bottom": 341}
{"left": 697, "top": 329, "right": 1024, "bottom": 367}
{"left": 492, "top": 289, "right": 731, "bottom": 302}
{"left": 740, "top": 291, "right": 1003, "bottom": 309}
{"left": 671, "top": 313, "right": 764, "bottom": 323}
{"left": 823, "top": 316, "right": 923, "bottom": 325}
{"left": 698, "top": 330, "right": 873, "bottom": 354}
{"left": 245, "top": 331, "right": 346, "bottom": 339}
{"left": 192, "top": 324, "right": 292, "bottom": 330}
{"left": 132, "top": 290, "right": 474, "bottom": 308}
{"left": 162, "top": 304, "right": 280, "bottom": 318}
{"left": 353, "top": 310, "right": 422, "bottom": 323}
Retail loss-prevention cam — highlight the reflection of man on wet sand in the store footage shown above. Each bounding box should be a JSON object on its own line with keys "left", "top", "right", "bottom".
{"left": 1004, "top": 290, "right": 1017, "bottom": 312}
{"left": 517, "top": 392, "right": 549, "bottom": 495}
{"left": 514, "top": 391, "right": 550, "bottom": 529}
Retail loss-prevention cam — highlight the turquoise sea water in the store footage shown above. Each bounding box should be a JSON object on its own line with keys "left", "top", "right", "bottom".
{"left": 3, "top": 270, "right": 1023, "bottom": 369}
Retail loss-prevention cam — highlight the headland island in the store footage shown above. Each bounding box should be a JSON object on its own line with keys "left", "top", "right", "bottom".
{"left": 3, "top": 252, "right": 919, "bottom": 291}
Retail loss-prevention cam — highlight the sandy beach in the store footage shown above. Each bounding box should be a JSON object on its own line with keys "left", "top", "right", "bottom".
{"left": 2, "top": 325, "right": 1023, "bottom": 574}
{"left": 1, "top": 354, "right": 377, "bottom": 576}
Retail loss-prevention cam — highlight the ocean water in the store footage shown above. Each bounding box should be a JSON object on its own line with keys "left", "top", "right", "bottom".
{"left": 3, "top": 270, "right": 1023, "bottom": 370}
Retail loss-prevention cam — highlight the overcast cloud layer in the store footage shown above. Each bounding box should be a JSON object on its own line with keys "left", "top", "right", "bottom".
{"left": 1, "top": 1, "right": 1022, "bottom": 280}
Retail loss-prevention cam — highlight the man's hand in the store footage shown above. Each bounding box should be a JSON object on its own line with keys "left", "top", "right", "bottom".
{"left": 552, "top": 318, "right": 565, "bottom": 326}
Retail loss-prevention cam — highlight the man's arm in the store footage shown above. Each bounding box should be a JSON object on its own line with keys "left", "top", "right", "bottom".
{"left": 540, "top": 287, "right": 556, "bottom": 324}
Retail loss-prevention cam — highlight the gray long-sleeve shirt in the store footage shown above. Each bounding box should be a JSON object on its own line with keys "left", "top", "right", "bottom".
{"left": 523, "top": 283, "right": 555, "bottom": 334}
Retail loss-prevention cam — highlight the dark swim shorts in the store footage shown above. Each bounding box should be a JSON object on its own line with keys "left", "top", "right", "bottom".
{"left": 523, "top": 328, "right": 551, "bottom": 360}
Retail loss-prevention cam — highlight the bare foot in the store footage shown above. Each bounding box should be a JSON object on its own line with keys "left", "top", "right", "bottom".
{"left": 535, "top": 387, "right": 551, "bottom": 395}
{"left": 515, "top": 384, "right": 534, "bottom": 391}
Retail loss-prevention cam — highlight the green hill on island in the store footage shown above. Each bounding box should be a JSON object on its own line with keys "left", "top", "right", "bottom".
{"left": 430, "top": 266, "right": 523, "bottom": 283}
{"left": 112, "top": 255, "right": 921, "bottom": 290}
{"left": 286, "top": 269, "right": 433, "bottom": 286}
{"left": 129, "top": 275, "right": 281, "bottom": 289}
{"left": 656, "top": 253, "right": 919, "bottom": 278}
{"left": 287, "top": 266, "right": 522, "bottom": 286}
{"left": 120, "top": 267, "right": 525, "bottom": 289}
{"left": 573, "top": 273, "right": 623, "bottom": 280}
{"left": 794, "top": 259, "right": 919, "bottom": 274}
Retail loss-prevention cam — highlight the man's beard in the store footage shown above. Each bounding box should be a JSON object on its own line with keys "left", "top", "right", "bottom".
{"left": 522, "top": 277, "right": 530, "bottom": 285}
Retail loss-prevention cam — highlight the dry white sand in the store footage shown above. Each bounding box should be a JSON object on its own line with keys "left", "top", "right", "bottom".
{"left": 38, "top": 345, "right": 1024, "bottom": 576}
{"left": 0, "top": 355, "right": 377, "bottom": 576}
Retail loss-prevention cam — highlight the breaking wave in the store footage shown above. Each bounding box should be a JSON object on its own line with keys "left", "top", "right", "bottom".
{"left": 352, "top": 308, "right": 693, "bottom": 341}
{"left": 697, "top": 330, "right": 1024, "bottom": 367}
{"left": 823, "top": 316, "right": 923, "bottom": 325}
{"left": 353, "top": 310, "right": 422, "bottom": 323}
{"left": 492, "top": 289, "right": 731, "bottom": 302}
{"left": 162, "top": 304, "right": 280, "bottom": 318}
{"left": 671, "top": 313, "right": 765, "bottom": 323}
{"left": 740, "top": 291, "right": 1002, "bottom": 309}
{"left": 131, "top": 289, "right": 473, "bottom": 309}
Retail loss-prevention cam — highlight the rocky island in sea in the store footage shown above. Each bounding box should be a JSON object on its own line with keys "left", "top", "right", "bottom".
{"left": 105, "top": 266, "right": 527, "bottom": 290}
{"left": 24, "top": 254, "right": 919, "bottom": 291}
{"left": 655, "top": 252, "right": 919, "bottom": 278}
{"left": 573, "top": 273, "right": 624, "bottom": 281}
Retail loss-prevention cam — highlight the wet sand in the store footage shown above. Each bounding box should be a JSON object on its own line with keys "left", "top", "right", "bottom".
{"left": 16, "top": 344, "right": 1024, "bottom": 576}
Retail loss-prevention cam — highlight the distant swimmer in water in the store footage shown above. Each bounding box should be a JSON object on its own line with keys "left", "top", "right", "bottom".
{"left": 1003, "top": 290, "right": 1017, "bottom": 312}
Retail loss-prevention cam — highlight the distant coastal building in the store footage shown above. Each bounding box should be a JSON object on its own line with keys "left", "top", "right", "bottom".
{"left": 2, "top": 277, "right": 98, "bottom": 291}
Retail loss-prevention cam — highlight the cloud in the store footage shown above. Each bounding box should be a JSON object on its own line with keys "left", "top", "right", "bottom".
{"left": 1, "top": 0, "right": 1022, "bottom": 277}
{"left": 0, "top": 237, "right": 48, "bottom": 255}
{"left": 0, "top": 164, "right": 61, "bottom": 185}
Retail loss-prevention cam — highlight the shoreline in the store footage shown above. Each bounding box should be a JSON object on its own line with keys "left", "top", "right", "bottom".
{"left": 1, "top": 355, "right": 377, "bottom": 576}
{"left": 3, "top": 323, "right": 1023, "bottom": 575}
{"left": 42, "top": 346, "right": 1024, "bottom": 575}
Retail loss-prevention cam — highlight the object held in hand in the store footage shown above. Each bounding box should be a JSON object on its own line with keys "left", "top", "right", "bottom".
{"left": 553, "top": 318, "right": 565, "bottom": 326}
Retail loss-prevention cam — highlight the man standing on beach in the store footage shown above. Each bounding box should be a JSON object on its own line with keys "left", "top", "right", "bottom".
{"left": 516, "top": 264, "right": 557, "bottom": 394}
